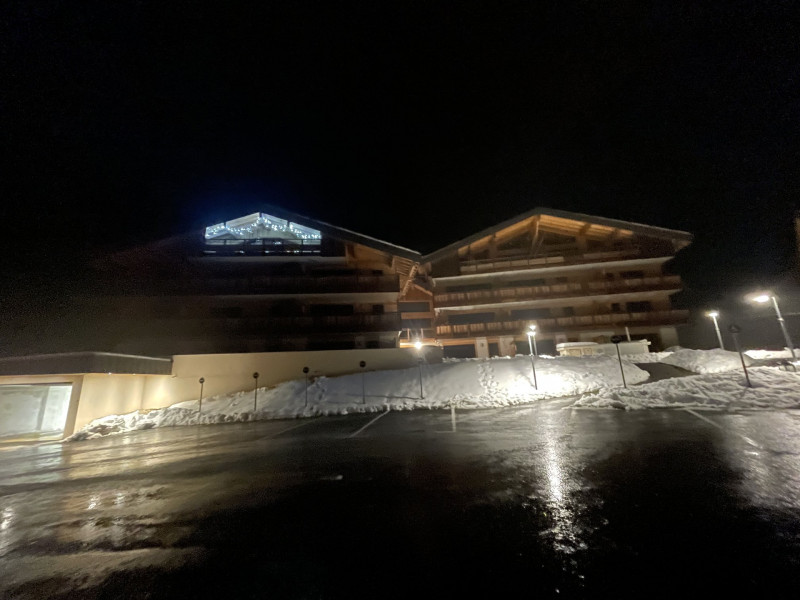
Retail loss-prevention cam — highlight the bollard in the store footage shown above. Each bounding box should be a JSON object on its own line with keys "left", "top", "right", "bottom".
{"left": 359, "top": 361, "right": 366, "bottom": 404}
{"left": 303, "top": 366, "right": 310, "bottom": 408}
{"left": 611, "top": 335, "right": 627, "bottom": 388}
{"left": 198, "top": 377, "right": 205, "bottom": 415}
{"left": 253, "top": 372, "right": 260, "bottom": 412}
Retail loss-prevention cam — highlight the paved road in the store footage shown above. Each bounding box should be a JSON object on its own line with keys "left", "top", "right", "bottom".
{"left": 2, "top": 402, "right": 800, "bottom": 598}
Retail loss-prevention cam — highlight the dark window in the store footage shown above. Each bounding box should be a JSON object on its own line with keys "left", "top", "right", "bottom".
{"left": 446, "top": 283, "right": 492, "bottom": 293}
{"left": 563, "top": 307, "right": 575, "bottom": 317}
{"left": 555, "top": 277, "right": 568, "bottom": 283}
{"left": 309, "top": 304, "right": 355, "bottom": 316}
{"left": 448, "top": 312, "right": 495, "bottom": 325}
{"left": 510, "top": 308, "right": 551, "bottom": 320}
{"left": 398, "top": 301, "right": 430, "bottom": 312}
{"left": 443, "top": 344, "right": 477, "bottom": 359}
{"left": 611, "top": 303, "right": 622, "bottom": 312}
{"left": 621, "top": 270, "right": 645, "bottom": 279}
{"left": 511, "top": 278, "right": 546, "bottom": 287}
{"left": 366, "top": 339, "right": 381, "bottom": 349}
{"left": 626, "top": 301, "right": 652, "bottom": 312}
{"left": 372, "top": 304, "right": 385, "bottom": 314}
{"left": 488, "top": 343, "right": 500, "bottom": 357}
{"left": 402, "top": 319, "right": 433, "bottom": 329}
{"left": 371, "top": 270, "right": 383, "bottom": 275}
{"left": 210, "top": 306, "right": 242, "bottom": 318}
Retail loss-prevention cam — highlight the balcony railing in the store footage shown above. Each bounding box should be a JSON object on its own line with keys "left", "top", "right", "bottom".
{"left": 435, "top": 309, "right": 689, "bottom": 337}
{"left": 142, "top": 312, "right": 402, "bottom": 336}
{"left": 434, "top": 275, "right": 681, "bottom": 307}
{"left": 458, "top": 247, "right": 643, "bottom": 274}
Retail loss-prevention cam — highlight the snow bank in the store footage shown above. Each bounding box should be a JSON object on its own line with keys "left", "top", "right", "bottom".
{"left": 573, "top": 367, "right": 800, "bottom": 410}
{"left": 67, "top": 355, "right": 648, "bottom": 440}
{"left": 622, "top": 351, "right": 673, "bottom": 364}
{"left": 660, "top": 348, "right": 749, "bottom": 374}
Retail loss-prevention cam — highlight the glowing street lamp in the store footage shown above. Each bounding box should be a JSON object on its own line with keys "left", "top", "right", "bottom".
{"left": 749, "top": 292, "right": 796, "bottom": 360}
{"left": 705, "top": 310, "right": 725, "bottom": 350}
{"left": 527, "top": 324, "right": 538, "bottom": 357}
{"left": 525, "top": 325, "right": 538, "bottom": 390}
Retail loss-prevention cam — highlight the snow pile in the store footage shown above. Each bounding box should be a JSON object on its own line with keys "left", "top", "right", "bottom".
{"left": 68, "top": 355, "right": 648, "bottom": 440}
{"left": 744, "top": 349, "right": 794, "bottom": 360}
{"left": 573, "top": 367, "right": 800, "bottom": 410}
{"left": 660, "top": 348, "right": 748, "bottom": 374}
{"left": 622, "top": 351, "right": 673, "bottom": 363}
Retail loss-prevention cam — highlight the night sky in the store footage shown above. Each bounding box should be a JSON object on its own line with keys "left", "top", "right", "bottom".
{"left": 4, "top": 1, "right": 800, "bottom": 304}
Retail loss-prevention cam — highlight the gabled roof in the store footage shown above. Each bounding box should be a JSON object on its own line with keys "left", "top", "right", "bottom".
{"left": 208, "top": 204, "right": 422, "bottom": 261}
{"left": 423, "top": 207, "right": 693, "bottom": 263}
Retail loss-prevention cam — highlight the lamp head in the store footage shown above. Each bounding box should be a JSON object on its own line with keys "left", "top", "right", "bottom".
{"left": 413, "top": 340, "right": 423, "bottom": 350}
{"left": 706, "top": 310, "right": 719, "bottom": 318}
{"left": 752, "top": 294, "right": 771, "bottom": 304}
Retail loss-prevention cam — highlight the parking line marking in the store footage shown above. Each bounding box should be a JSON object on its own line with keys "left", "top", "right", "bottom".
{"left": 683, "top": 408, "right": 764, "bottom": 450}
{"left": 347, "top": 410, "right": 390, "bottom": 438}
{"left": 261, "top": 419, "right": 318, "bottom": 439}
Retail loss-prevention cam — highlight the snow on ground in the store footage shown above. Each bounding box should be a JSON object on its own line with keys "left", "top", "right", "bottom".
{"left": 67, "top": 355, "right": 648, "bottom": 440}
{"left": 660, "top": 348, "right": 749, "bottom": 373}
{"left": 745, "top": 349, "right": 794, "bottom": 360}
{"left": 573, "top": 367, "right": 800, "bottom": 410}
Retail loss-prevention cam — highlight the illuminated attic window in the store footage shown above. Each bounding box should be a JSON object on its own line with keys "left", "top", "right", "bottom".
{"left": 204, "top": 212, "right": 322, "bottom": 254}
{"left": 204, "top": 212, "right": 322, "bottom": 247}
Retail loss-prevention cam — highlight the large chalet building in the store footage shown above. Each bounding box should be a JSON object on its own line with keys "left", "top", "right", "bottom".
{"left": 81, "top": 206, "right": 691, "bottom": 357}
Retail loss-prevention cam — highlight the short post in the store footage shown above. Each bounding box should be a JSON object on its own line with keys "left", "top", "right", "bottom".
{"left": 253, "top": 372, "right": 260, "bottom": 412}
{"left": 198, "top": 377, "right": 205, "bottom": 415}
{"left": 359, "top": 361, "right": 366, "bottom": 404}
{"left": 417, "top": 357, "right": 425, "bottom": 399}
{"left": 728, "top": 324, "right": 752, "bottom": 387}
{"left": 526, "top": 326, "right": 538, "bottom": 389}
{"left": 451, "top": 401, "right": 457, "bottom": 432}
{"left": 611, "top": 335, "right": 627, "bottom": 388}
{"left": 303, "top": 366, "right": 310, "bottom": 409}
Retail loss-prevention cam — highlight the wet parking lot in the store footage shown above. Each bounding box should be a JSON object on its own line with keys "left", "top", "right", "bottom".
{"left": 2, "top": 401, "right": 800, "bottom": 598}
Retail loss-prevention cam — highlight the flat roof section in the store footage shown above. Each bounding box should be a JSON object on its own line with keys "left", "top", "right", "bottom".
{"left": 0, "top": 352, "right": 173, "bottom": 376}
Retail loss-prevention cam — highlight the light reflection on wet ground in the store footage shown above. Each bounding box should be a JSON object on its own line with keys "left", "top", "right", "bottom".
{"left": 1, "top": 405, "right": 800, "bottom": 598}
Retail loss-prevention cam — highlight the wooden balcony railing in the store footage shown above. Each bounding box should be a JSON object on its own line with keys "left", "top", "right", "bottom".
{"left": 458, "top": 247, "right": 643, "bottom": 274}
{"left": 434, "top": 309, "right": 689, "bottom": 337}
{"left": 434, "top": 275, "right": 681, "bottom": 308}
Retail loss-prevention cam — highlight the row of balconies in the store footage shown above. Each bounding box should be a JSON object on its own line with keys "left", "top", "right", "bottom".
{"left": 434, "top": 309, "right": 689, "bottom": 338}
{"left": 126, "top": 274, "right": 400, "bottom": 296}
{"left": 434, "top": 275, "right": 681, "bottom": 307}
{"left": 136, "top": 312, "right": 402, "bottom": 335}
{"left": 458, "top": 247, "right": 642, "bottom": 274}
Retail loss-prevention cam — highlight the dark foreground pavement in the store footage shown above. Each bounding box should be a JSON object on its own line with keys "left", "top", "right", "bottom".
{"left": 2, "top": 402, "right": 800, "bottom": 599}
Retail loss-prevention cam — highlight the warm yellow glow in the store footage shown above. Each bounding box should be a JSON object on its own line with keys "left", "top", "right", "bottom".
{"left": 413, "top": 340, "right": 423, "bottom": 350}
{"left": 706, "top": 310, "right": 719, "bottom": 318}
{"left": 752, "top": 294, "right": 771, "bottom": 303}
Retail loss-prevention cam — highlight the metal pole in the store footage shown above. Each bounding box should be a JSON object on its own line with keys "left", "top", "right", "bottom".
{"left": 771, "top": 296, "right": 796, "bottom": 360}
{"left": 359, "top": 361, "right": 366, "bottom": 404}
{"left": 417, "top": 359, "right": 424, "bottom": 399}
{"left": 527, "top": 334, "right": 538, "bottom": 390}
{"left": 730, "top": 328, "right": 752, "bottom": 387}
{"left": 615, "top": 343, "right": 627, "bottom": 388}
{"left": 303, "top": 367, "right": 309, "bottom": 409}
{"left": 253, "top": 372, "right": 259, "bottom": 413}
{"left": 533, "top": 333, "right": 538, "bottom": 357}
{"left": 711, "top": 315, "right": 725, "bottom": 350}
{"left": 198, "top": 377, "right": 205, "bottom": 415}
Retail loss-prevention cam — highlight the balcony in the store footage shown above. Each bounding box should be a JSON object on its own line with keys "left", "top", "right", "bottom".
{"left": 458, "top": 247, "right": 642, "bottom": 274}
{"left": 138, "top": 312, "right": 403, "bottom": 336}
{"left": 434, "top": 275, "right": 681, "bottom": 308}
{"left": 131, "top": 274, "right": 400, "bottom": 296}
{"left": 434, "top": 309, "right": 689, "bottom": 338}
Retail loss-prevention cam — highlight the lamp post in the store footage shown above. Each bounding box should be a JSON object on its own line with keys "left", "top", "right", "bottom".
{"left": 610, "top": 335, "right": 627, "bottom": 388}
{"left": 302, "top": 366, "right": 309, "bottom": 409}
{"left": 359, "top": 361, "right": 366, "bottom": 404}
{"left": 525, "top": 325, "right": 538, "bottom": 390}
{"left": 706, "top": 310, "right": 725, "bottom": 350}
{"left": 750, "top": 293, "right": 796, "bottom": 360}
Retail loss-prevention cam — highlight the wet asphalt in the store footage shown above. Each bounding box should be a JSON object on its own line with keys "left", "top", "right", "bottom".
{"left": 2, "top": 402, "right": 800, "bottom": 599}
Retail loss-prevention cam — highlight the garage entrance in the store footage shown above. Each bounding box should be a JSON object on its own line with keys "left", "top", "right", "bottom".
{"left": 0, "top": 384, "right": 73, "bottom": 439}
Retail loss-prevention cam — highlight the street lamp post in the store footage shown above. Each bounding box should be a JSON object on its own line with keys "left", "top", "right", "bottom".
{"left": 525, "top": 325, "right": 538, "bottom": 390}
{"left": 751, "top": 293, "right": 796, "bottom": 360}
{"left": 413, "top": 340, "right": 425, "bottom": 399}
{"left": 198, "top": 377, "right": 205, "bottom": 415}
{"left": 253, "top": 372, "right": 260, "bottom": 413}
{"left": 706, "top": 310, "right": 725, "bottom": 350}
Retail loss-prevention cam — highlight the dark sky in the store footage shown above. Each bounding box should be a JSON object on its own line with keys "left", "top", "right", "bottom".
{"left": 4, "top": 1, "right": 800, "bottom": 301}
